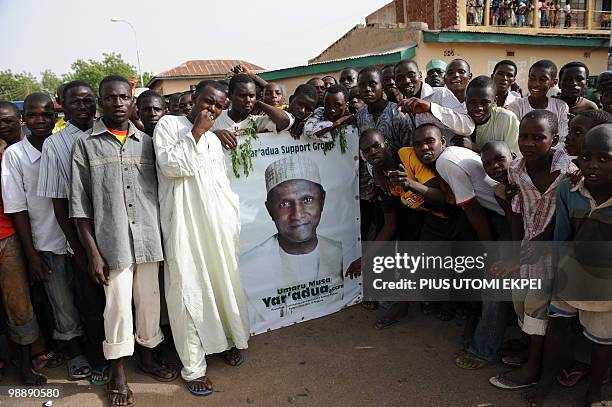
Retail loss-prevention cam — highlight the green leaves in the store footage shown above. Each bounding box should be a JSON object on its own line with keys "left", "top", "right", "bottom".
{"left": 229, "top": 126, "right": 259, "bottom": 178}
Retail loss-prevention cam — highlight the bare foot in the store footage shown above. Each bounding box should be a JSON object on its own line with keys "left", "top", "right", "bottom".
{"left": 525, "top": 378, "right": 555, "bottom": 406}
{"left": 502, "top": 365, "right": 540, "bottom": 387}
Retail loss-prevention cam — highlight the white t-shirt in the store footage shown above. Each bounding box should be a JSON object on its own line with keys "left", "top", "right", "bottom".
{"left": 1, "top": 137, "right": 67, "bottom": 254}
{"left": 435, "top": 146, "right": 504, "bottom": 215}
{"left": 210, "top": 110, "right": 294, "bottom": 133}
{"left": 507, "top": 96, "right": 569, "bottom": 145}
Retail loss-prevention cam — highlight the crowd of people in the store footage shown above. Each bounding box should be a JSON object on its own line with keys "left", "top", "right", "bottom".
{"left": 467, "top": 0, "right": 587, "bottom": 28}
{"left": 0, "top": 55, "right": 611, "bottom": 407}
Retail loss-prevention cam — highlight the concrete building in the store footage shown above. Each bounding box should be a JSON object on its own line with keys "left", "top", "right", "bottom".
{"left": 259, "top": 0, "right": 609, "bottom": 95}
{"left": 147, "top": 60, "right": 264, "bottom": 95}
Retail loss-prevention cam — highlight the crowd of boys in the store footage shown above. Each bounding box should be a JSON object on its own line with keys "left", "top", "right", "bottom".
{"left": 1, "top": 56, "right": 611, "bottom": 407}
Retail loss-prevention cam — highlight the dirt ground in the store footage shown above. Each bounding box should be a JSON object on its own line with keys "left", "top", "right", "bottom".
{"left": 0, "top": 304, "right": 601, "bottom": 407}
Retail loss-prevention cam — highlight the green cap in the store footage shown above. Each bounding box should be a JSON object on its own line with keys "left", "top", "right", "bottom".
{"left": 426, "top": 59, "right": 447, "bottom": 72}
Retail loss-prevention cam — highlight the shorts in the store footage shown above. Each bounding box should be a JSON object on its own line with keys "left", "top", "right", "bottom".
{"left": 549, "top": 300, "right": 612, "bottom": 345}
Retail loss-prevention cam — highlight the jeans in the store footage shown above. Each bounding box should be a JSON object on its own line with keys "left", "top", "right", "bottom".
{"left": 467, "top": 301, "right": 512, "bottom": 361}
{"left": 39, "top": 252, "right": 83, "bottom": 341}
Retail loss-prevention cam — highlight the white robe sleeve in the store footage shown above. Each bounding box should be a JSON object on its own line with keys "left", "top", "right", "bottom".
{"left": 153, "top": 116, "right": 202, "bottom": 179}
{"left": 426, "top": 88, "right": 475, "bottom": 136}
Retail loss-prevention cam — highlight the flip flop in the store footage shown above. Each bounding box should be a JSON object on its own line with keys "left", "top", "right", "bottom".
{"left": 90, "top": 365, "right": 111, "bottom": 386}
{"left": 221, "top": 349, "right": 245, "bottom": 368}
{"left": 375, "top": 315, "right": 400, "bottom": 330}
{"left": 136, "top": 361, "right": 179, "bottom": 382}
{"left": 184, "top": 376, "right": 213, "bottom": 396}
{"left": 489, "top": 374, "right": 537, "bottom": 390}
{"left": 455, "top": 352, "right": 490, "bottom": 370}
{"left": 68, "top": 355, "right": 91, "bottom": 380}
{"left": 557, "top": 366, "right": 590, "bottom": 387}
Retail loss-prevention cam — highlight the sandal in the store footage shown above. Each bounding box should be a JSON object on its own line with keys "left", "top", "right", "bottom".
{"left": 557, "top": 362, "right": 590, "bottom": 387}
{"left": 221, "top": 348, "right": 245, "bottom": 367}
{"left": 489, "top": 373, "right": 537, "bottom": 390}
{"left": 68, "top": 355, "right": 91, "bottom": 380}
{"left": 375, "top": 315, "right": 401, "bottom": 330}
{"left": 107, "top": 382, "right": 135, "bottom": 407}
{"left": 91, "top": 365, "right": 111, "bottom": 386}
{"left": 136, "top": 360, "right": 179, "bottom": 382}
{"left": 455, "top": 352, "right": 490, "bottom": 370}
{"left": 33, "top": 350, "right": 66, "bottom": 370}
{"left": 184, "top": 376, "right": 213, "bottom": 396}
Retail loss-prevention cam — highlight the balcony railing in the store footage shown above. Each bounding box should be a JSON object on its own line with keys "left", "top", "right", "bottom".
{"left": 466, "top": 1, "right": 595, "bottom": 30}
{"left": 593, "top": 10, "right": 612, "bottom": 29}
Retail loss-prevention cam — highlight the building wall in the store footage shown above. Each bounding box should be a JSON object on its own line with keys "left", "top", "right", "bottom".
{"left": 414, "top": 40, "right": 607, "bottom": 90}
{"left": 268, "top": 71, "right": 344, "bottom": 98}
{"left": 309, "top": 24, "right": 419, "bottom": 64}
{"left": 149, "top": 76, "right": 224, "bottom": 95}
{"left": 366, "top": 2, "right": 396, "bottom": 24}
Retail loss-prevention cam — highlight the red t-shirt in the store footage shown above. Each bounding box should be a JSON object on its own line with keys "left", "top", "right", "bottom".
{"left": 0, "top": 151, "right": 16, "bottom": 240}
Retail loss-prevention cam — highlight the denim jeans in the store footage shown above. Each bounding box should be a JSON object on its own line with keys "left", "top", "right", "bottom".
{"left": 466, "top": 211, "right": 513, "bottom": 360}
{"left": 39, "top": 252, "right": 83, "bottom": 341}
{"left": 467, "top": 301, "right": 512, "bottom": 361}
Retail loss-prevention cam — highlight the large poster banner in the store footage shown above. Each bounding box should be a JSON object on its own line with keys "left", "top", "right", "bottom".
{"left": 225, "top": 130, "right": 362, "bottom": 335}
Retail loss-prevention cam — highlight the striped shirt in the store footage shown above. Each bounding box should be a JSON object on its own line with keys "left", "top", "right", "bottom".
{"left": 508, "top": 148, "right": 575, "bottom": 278}
{"left": 509, "top": 148, "right": 575, "bottom": 240}
{"left": 37, "top": 122, "right": 87, "bottom": 199}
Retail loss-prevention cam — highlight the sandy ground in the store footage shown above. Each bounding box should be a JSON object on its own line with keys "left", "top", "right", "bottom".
{"left": 0, "top": 304, "right": 601, "bottom": 407}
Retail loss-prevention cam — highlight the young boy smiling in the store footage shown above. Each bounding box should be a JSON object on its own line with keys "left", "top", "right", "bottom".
{"left": 455, "top": 76, "right": 520, "bottom": 157}
{"left": 508, "top": 60, "right": 569, "bottom": 145}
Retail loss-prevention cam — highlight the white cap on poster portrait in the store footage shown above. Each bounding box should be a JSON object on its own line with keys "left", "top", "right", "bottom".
{"left": 265, "top": 155, "right": 322, "bottom": 193}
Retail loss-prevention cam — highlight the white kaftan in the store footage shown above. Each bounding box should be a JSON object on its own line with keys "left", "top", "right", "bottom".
{"left": 153, "top": 115, "right": 250, "bottom": 381}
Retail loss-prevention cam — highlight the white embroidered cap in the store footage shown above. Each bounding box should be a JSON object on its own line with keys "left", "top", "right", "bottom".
{"left": 265, "top": 155, "right": 321, "bottom": 193}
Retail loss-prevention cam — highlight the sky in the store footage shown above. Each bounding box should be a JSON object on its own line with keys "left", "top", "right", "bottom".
{"left": 0, "top": 0, "right": 391, "bottom": 79}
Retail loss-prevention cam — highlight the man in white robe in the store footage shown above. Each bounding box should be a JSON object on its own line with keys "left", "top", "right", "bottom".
{"left": 153, "top": 80, "right": 250, "bottom": 395}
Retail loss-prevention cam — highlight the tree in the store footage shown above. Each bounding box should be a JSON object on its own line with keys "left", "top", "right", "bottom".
{"left": 1, "top": 53, "right": 155, "bottom": 102}
{"left": 0, "top": 70, "right": 42, "bottom": 101}
{"left": 68, "top": 52, "right": 140, "bottom": 95}
{"left": 40, "top": 69, "right": 65, "bottom": 98}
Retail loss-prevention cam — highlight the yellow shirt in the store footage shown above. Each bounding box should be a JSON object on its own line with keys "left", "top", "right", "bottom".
{"left": 52, "top": 117, "right": 67, "bottom": 134}
{"left": 396, "top": 147, "right": 456, "bottom": 217}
